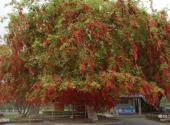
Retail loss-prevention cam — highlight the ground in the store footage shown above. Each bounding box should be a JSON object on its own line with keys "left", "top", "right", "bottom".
{"left": 121, "top": 117, "right": 169, "bottom": 125}
{"left": 3, "top": 118, "right": 169, "bottom": 125}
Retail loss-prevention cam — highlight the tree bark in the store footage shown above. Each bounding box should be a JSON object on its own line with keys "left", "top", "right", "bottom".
{"left": 16, "top": 104, "right": 40, "bottom": 117}
{"left": 16, "top": 103, "right": 31, "bottom": 117}
{"left": 30, "top": 104, "right": 40, "bottom": 115}
{"left": 86, "top": 105, "right": 98, "bottom": 121}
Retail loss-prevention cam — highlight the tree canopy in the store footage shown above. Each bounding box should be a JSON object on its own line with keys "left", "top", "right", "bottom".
{"left": 0, "top": 0, "right": 170, "bottom": 114}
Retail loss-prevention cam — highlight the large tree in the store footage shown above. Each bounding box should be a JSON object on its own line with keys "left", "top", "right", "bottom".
{"left": 0, "top": 0, "right": 170, "bottom": 120}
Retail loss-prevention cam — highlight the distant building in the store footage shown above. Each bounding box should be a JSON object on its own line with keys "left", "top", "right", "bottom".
{"left": 118, "top": 95, "right": 157, "bottom": 115}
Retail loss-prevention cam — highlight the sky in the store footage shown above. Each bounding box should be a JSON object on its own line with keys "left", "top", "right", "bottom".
{"left": 0, "top": 0, "right": 11, "bottom": 40}
{"left": 0, "top": 0, "right": 170, "bottom": 42}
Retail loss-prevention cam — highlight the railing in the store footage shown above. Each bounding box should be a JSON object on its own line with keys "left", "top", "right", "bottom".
{"left": 41, "top": 111, "right": 86, "bottom": 120}
{"left": 146, "top": 112, "right": 170, "bottom": 122}
{"left": 0, "top": 109, "right": 18, "bottom": 115}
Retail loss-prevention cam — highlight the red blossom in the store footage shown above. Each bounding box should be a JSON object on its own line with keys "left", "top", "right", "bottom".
{"left": 43, "top": 40, "right": 50, "bottom": 47}
{"left": 156, "top": 40, "right": 161, "bottom": 51}
{"left": 162, "top": 68, "right": 168, "bottom": 77}
{"left": 72, "top": 30, "right": 86, "bottom": 45}
{"left": 164, "top": 25, "right": 170, "bottom": 39}
{"left": 80, "top": 64, "right": 86, "bottom": 73}
{"left": 132, "top": 43, "right": 138, "bottom": 63}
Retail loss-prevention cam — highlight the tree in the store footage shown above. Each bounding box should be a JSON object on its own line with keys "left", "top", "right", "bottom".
{"left": 0, "top": 0, "right": 170, "bottom": 120}
{"left": 0, "top": 43, "right": 40, "bottom": 116}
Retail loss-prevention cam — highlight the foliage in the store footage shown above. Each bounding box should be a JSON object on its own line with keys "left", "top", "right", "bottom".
{"left": 0, "top": 0, "right": 170, "bottom": 111}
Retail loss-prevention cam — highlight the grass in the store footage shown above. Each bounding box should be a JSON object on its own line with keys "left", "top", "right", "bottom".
{"left": 4, "top": 114, "right": 18, "bottom": 121}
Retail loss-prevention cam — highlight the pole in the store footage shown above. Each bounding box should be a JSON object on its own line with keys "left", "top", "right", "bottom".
{"left": 138, "top": 98, "right": 142, "bottom": 115}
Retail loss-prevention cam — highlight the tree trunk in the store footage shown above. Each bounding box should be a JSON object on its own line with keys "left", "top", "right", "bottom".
{"left": 16, "top": 103, "right": 31, "bottom": 117}
{"left": 86, "top": 105, "right": 98, "bottom": 121}
{"left": 30, "top": 105, "right": 40, "bottom": 115}
{"left": 16, "top": 104, "right": 40, "bottom": 117}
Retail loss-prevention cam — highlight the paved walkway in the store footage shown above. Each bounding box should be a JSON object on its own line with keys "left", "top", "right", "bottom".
{"left": 121, "top": 117, "right": 169, "bottom": 125}
{"left": 5, "top": 118, "right": 170, "bottom": 125}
